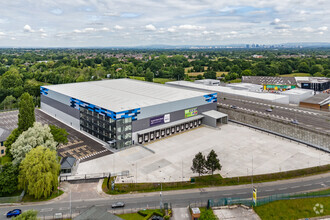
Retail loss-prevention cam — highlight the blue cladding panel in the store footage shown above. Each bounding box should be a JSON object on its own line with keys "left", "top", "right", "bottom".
{"left": 70, "top": 97, "right": 140, "bottom": 121}
{"left": 40, "top": 87, "right": 49, "bottom": 96}
{"left": 204, "top": 93, "right": 217, "bottom": 103}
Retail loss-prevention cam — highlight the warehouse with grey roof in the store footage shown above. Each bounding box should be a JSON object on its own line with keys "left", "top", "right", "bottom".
{"left": 40, "top": 79, "right": 219, "bottom": 149}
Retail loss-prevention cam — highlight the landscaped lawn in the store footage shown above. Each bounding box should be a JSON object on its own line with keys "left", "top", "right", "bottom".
{"left": 117, "top": 212, "right": 145, "bottom": 220}
{"left": 21, "top": 190, "right": 64, "bottom": 202}
{"left": 254, "top": 197, "right": 330, "bottom": 220}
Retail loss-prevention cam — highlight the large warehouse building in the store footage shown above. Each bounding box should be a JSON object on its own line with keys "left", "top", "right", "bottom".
{"left": 40, "top": 79, "right": 222, "bottom": 149}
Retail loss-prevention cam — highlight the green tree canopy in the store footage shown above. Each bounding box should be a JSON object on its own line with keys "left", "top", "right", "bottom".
{"left": 145, "top": 68, "right": 154, "bottom": 82}
{"left": 0, "top": 95, "right": 16, "bottom": 110}
{"left": 191, "top": 152, "right": 207, "bottom": 176}
{"left": 205, "top": 150, "right": 222, "bottom": 175}
{"left": 204, "top": 71, "right": 217, "bottom": 79}
{"left": 0, "top": 68, "right": 23, "bottom": 89}
{"left": 4, "top": 128, "right": 20, "bottom": 158}
{"left": 13, "top": 210, "right": 38, "bottom": 220}
{"left": 0, "top": 162, "right": 19, "bottom": 196}
{"left": 310, "top": 64, "right": 324, "bottom": 75}
{"left": 11, "top": 122, "right": 57, "bottom": 165}
{"left": 297, "top": 62, "right": 310, "bottom": 73}
{"left": 18, "top": 92, "right": 35, "bottom": 132}
{"left": 49, "top": 124, "right": 68, "bottom": 144}
{"left": 18, "top": 146, "right": 60, "bottom": 199}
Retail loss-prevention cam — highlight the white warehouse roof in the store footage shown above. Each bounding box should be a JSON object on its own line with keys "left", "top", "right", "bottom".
{"left": 166, "top": 81, "right": 290, "bottom": 104}
{"left": 43, "top": 79, "right": 210, "bottom": 112}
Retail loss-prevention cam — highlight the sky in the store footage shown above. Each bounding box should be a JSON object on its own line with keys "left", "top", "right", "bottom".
{"left": 0, "top": 0, "right": 329, "bottom": 47}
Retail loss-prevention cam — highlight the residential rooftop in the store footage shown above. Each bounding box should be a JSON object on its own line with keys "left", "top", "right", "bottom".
{"left": 43, "top": 79, "right": 210, "bottom": 112}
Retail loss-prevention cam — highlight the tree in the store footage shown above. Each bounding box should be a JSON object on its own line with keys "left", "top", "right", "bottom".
{"left": 11, "top": 122, "right": 57, "bottom": 165}
{"left": 145, "top": 68, "right": 154, "bottom": 82}
{"left": 204, "top": 71, "right": 217, "bottom": 79}
{"left": 4, "top": 128, "right": 20, "bottom": 158}
{"left": 0, "top": 162, "right": 19, "bottom": 196}
{"left": 205, "top": 150, "right": 221, "bottom": 175}
{"left": 297, "top": 62, "right": 310, "bottom": 73}
{"left": 0, "top": 95, "right": 16, "bottom": 110}
{"left": 13, "top": 210, "right": 38, "bottom": 220}
{"left": 18, "top": 146, "right": 60, "bottom": 199}
{"left": 310, "top": 64, "right": 324, "bottom": 75}
{"left": 191, "top": 152, "right": 206, "bottom": 176}
{"left": 196, "top": 74, "right": 203, "bottom": 80}
{"left": 49, "top": 124, "right": 68, "bottom": 144}
{"left": 0, "top": 68, "right": 23, "bottom": 89}
{"left": 18, "top": 92, "right": 35, "bottom": 132}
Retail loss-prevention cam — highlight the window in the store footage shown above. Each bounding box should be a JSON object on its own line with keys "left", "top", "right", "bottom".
{"left": 0, "top": 141, "right": 3, "bottom": 146}
{"left": 1, "top": 149, "right": 4, "bottom": 154}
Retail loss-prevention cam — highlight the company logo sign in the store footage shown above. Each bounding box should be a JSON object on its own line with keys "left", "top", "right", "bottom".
{"left": 150, "top": 114, "right": 170, "bottom": 126}
{"left": 185, "top": 107, "right": 198, "bottom": 118}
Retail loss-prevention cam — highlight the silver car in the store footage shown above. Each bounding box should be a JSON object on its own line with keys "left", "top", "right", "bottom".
{"left": 112, "top": 202, "right": 125, "bottom": 208}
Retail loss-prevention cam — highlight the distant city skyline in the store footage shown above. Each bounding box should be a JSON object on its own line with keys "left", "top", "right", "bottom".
{"left": 0, "top": 0, "right": 329, "bottom": 47}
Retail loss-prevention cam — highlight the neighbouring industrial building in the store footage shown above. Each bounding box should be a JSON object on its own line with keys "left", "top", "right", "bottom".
{"left": 0, "top": 127, "right": 10, "bottom": 157}
{"left": 40, "top": 79, "right": 225, "bottom": 149}
{"left": 300, "top": 93, "right": 330, "bottom": 111}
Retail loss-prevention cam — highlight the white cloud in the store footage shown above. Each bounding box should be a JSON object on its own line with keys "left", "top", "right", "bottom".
{"left": 41, "top": 33, "right": 47, "bottom": 38}
{"left": 167, "top": 27, "right": 176, "bottom": 33}
{"left": 318, "top": 26, "right": 328, "bottom": 31}
{"left": 145, "top": 24, "right": 156, "bottom": 31}
{"left": 114, "top": 25, "right": 124, "bottom": 30}
{"left": 301, "top": 27, "right": 314, "bottom": 32}
{"left": 23, "top": 24, "right": 34, "bottom": 32}
{"left": 39, "top": 28, "right": 45, "bottom": 33}
{"left": 178, "top": 25, "right": 205, "bottom": 30}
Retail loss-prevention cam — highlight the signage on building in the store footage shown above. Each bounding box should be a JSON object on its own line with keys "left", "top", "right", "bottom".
{"left": 150, "top": 114, "right": 170, "bottom": 126}
{"left": 185, "top": 107, "right": 198, "bottom": 118}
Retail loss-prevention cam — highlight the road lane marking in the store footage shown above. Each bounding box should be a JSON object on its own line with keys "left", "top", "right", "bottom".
{"left": 303, "top": 184, "right": 312, "bottom": 187}
{"left": 223, "top": 194, "right": 231, "bottom": 196}
{"left": 77, "top": 206, "right": 87, "bottom": 209}
{"left": 279, "top": 188, "right": 287, "bottom": 190}
{"left": 40, "top": 208, "right": 53, "bottom": 212}
{"left": 236, "top": 192, "right": 246, "bottom": 195}
{"left": 59, "top": 207, "right": 69, "bottom": 211}
{"left": 290, "top": 186, "right": 299, "bottom": 189}
{"left": 265, "top": 189, "right": 274, "bottom": 192}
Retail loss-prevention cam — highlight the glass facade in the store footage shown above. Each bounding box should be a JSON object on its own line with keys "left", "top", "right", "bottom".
{"left": 79, "top": 107, "right": 132, "bottom": 149}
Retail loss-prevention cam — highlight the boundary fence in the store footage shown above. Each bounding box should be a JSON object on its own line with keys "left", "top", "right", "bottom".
{"left": 202, "top": 190, "right": 330, "bottom": 208}
{"left": 0, "top": 191, "right": 25, "bottom": 204}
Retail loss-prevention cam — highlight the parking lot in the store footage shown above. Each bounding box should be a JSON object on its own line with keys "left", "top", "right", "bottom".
{"left": 0, "top": 109, "right": 111, "bottom": 161}
{"left": 77, "top": 123, "right": 330, "bottom": 182}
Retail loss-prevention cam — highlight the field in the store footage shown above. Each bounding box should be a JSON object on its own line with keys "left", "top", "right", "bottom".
{"left": 280, "top": 73, "right": 311, "bottom": 77}
{"left": 254, "top": 197, "right": 330, "bottom": 220}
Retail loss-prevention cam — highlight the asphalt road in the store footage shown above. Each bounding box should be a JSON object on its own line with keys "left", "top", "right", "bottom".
{"left": 218, "top": 96, "right": 330, "bottom": 133}
{"left": 1, "top": 173, "right": 329, "bottom": 219}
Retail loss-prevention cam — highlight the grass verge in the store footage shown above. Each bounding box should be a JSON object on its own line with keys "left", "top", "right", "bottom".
{"left": 199, "top": 207, "right": 218, "bottom": 220}
{"left": 103, "top": 164, "right": 330, "bottom": 195}
{"left": 21, "top": 190, "right": 64, "bottom": 202}
{"left": 254, "top": 197, "right": 330, "bottom": 220}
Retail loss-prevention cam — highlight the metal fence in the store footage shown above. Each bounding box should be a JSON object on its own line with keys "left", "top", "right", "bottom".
{"left": 204, "top": 190, "right": 330, "bottom": 208}
{"left": 0, "top": 191, "right": 25, "bottom": 204}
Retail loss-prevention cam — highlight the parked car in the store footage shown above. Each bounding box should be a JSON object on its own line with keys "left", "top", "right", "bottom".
{"left": 265, "top": 108, "right": 272, "bottom": 112}
{"left": 111, "top": 202, "right": 125, "bottom": 208}
{"left": 230, "top": 105, "right": 238, "bottom": 109}
{"left": 6, "top": 209, "right": 22, "bottom": 218}
{"left": 291, "top": 119, "right": 299, "bottom": 125}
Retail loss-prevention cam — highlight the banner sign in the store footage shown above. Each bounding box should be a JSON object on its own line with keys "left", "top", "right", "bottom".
{"left": 185, "top": 107, "right": 198, "bottom": 118}
{"left": 150, "top": 114, "right": 170, "bottom": 126}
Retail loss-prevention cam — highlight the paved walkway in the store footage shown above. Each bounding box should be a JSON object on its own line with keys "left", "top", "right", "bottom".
{"left": 172, "top": 207, "right": 191, "bottom": 220}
